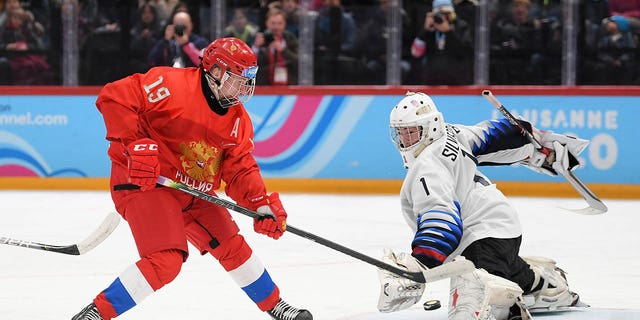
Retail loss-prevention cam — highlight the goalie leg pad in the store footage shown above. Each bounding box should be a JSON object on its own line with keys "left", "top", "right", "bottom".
{"left": 449, "top": 269, "right": 524, "bottom": 320}
{"left": 377, "top": 248, "right": 426, "bottom": 312}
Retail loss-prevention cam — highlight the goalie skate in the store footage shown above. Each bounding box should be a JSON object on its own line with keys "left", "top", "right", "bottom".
{"left": 525, "top": 293, "right": 589, "bottom": 314}
{"left": 523, "top": 256, "right": 586, "bottom": 314}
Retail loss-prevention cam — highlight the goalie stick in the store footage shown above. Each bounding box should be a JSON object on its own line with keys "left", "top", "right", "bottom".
{"left": 0, "top": 211, "right": 120, "bottom": 255}
{"left": 482, "top": 90, "right": 607, "bottom": 215}
{"left": 157, "top": 176, "right": 475, "bottom": 283}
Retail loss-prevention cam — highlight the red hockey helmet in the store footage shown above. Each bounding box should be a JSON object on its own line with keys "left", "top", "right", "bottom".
{"left": 201, "top": 37, "right": 258, "bottom": 107}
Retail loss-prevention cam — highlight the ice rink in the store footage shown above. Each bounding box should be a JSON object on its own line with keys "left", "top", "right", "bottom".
{"left": 0, "top": 190, "right": 638, "bottom": 319}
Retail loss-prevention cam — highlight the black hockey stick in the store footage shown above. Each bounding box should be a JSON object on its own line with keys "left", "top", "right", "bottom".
{"left": 157, "top": 176, "right": 474, "bottom": 283}
{"left": 482, "top": 90, "right": 607, "bottom": 215}
{"left": 0, "top": 211, "right": 120, "bottom": 255}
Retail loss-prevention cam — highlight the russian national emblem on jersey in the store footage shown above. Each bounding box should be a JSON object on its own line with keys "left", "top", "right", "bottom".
{"left": 179, "top": 141, "right": 222, "bottom": 182}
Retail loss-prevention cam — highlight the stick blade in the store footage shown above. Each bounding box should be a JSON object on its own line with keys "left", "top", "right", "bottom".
{"left": 559, "top": 201, "right": 607, "bottom": 215}
{"left": 555, "top": 165, "right": 608, "bottom": 215}
{"left": 76, "top": 211, "right": 120, "bottom": 255}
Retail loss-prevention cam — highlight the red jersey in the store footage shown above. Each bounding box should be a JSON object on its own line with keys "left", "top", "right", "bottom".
{"left": 96, "top": 66, "right": 266, "bottom": 204}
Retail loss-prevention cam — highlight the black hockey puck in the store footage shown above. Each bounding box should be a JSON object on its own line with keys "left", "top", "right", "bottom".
{"left": 423, "top": 299, "right": 441, "bottom": 310}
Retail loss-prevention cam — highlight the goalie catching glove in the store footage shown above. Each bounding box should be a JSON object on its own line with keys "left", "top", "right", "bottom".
{"left": 377, "top": 248, "right": 426, "bottom": 312}
{"left": 524, "top": 129, "right": 589, "bottom": 176}
{"left": 247, "top": 192, "right": 287, "bottom": 240}
{"left": 125, "top": 138, "right": 160, "bottom": 191}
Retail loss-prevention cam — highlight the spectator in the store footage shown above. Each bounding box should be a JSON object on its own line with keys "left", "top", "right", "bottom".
{"left": 139, "top": 0, "right": 179, "bottom": 23}
{"left": 591, "top": 15, "right": 638, "bottom": 84}
{"left": 254, "top": 9, "right": 299, "bottom": 85}
{"left": 403, "top": 0, "right": 431, "bottom": 40}
{"left": 162, "top": 1, "right": 190, "bottom": 31}
{"left": 608, "top": 0, "right": 640, "bottom": 34}
{"left": 490, "top": 0, "right": 513, "bottom": 21}
{"left": 454, "top": 0, "right": 477, "bottom": 29}
{"left": 313, "top": 0, "right": 358, "bottom": 84}
{"left": 0, "top": 7, "right": 51, "bottom": 84}
{"left": 530, "top": 0, "right": 561, "bottom": 21}
{"left": 489, "top": 0, "right": 539, "bottom": 84}
{"left": 0, "top": 0, "right": 21, "bottom": 27}
{"left": 356, "top": 0, "right": 411, "bottom": 84}
{"left": 0, "top": 0, "right": 44, "bottom": 37}
{"left": 20, "top": 0, "right": 49, "bottom": 32}
{"left": 529, "top": 0, "right": 563, "bottom": 84}
{"left": 410, "top": 0, "right": 473, "bottom": 85}
{"left": 77, "top": 1, "right": 138, "bottom": 85}
{"left": 275, "top": 0, "right": 302, "bottom": 36}
{"left": 264, "top": 0, "right": 303, "bottom": 36}
{"left": 224, "top": 7, "right": 258, "bottom": 45}
{"left": 148, "top": 10, "right": 208, "bottom": 68}
{"left": 255, "top": 0, "right": 280, "bottom": 32}
{"left": 129, "top": 3, "right": 163, "bottom": 73}
{"left": 582, "top": 0, "right": 610, "bottom": 55}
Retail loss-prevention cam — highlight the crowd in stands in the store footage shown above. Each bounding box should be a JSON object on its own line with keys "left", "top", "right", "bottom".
{"left": 0, "top": 0, "right": 638, "bottom": 85}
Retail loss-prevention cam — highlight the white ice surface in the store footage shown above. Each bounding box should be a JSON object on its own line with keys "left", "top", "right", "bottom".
{"left": 0, "top": 191, "right": 638, "bottom": 319}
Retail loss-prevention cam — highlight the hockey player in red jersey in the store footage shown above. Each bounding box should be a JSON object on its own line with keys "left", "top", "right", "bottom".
{"left": 71, "top": 37, "right": 312, "bottom": 320}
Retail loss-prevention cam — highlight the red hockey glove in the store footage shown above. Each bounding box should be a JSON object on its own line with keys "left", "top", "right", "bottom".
{"left": 125, "top": 138, "right": 160, "bottom": 191}
{"left": 249, "top": 193, "right": 287, "bottom": 240}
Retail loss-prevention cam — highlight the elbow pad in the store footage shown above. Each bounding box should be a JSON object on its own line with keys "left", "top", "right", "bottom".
{"left": 411, "top": 205, "right": 463, "bottom": 268}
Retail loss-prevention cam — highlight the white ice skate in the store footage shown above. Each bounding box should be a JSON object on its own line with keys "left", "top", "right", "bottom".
{"left": 523, "top": 256, "right": 587, "bottom": 313}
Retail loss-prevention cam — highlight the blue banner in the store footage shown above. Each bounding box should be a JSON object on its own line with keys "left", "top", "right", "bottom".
{"left": 0, "top": 94, "right": 637, "bottom": 184}
{"left": 0, "top": 96, "right": 109, "bottom": 177}
{"left": 247, "top": 95, "right": 638, "bottom": 184}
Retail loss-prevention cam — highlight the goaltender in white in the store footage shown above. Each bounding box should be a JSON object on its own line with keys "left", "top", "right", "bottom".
{"left": 378, "top": 92, "right": 588, "bottom": 319}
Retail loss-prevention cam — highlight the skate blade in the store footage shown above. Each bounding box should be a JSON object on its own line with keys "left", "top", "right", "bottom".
{"left": 529, "top": 300, "right": 590, "bottom": 314}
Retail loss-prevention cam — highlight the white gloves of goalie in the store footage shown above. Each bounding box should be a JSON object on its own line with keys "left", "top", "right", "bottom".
{"left": 377, "top": 248, "right": 426, "bottom": 313}
{"left": 525, "top": 130, "right": 589, "bottom": 176}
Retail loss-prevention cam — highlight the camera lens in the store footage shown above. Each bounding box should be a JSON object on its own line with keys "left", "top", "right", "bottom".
{"left": 433, "top": 13, "right": 444, "bottom": 24}
{"left": 174, "top": 24, "right": 186, "bottom": 36}
{"left": 264, "top": 31, "right": 274, "bottom": 44}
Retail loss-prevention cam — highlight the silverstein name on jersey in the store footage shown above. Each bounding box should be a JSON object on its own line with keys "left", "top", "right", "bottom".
{"left": 441, "top": 125, "right": 460, "bottom": 162}
{"left": 174, "top": 171, "right": 215, "bottom": 193}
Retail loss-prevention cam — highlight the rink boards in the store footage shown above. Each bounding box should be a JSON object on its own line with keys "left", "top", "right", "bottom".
{"left": 1, "top": 86, "right": 640, "bottom": 197}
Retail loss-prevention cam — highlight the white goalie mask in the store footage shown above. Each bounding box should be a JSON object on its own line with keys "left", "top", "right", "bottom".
{"left": 390, "top": 92, "right": 445, "bottom": 169}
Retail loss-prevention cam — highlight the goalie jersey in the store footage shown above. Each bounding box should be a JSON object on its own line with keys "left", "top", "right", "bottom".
{"left": 400, "top": 119, "right": 536, "bottom": 268}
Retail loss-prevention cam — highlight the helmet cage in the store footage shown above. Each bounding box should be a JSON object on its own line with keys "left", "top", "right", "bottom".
{"left": 389, "top": 92, "right": 445, "bottom": 168}
{"left": 390, "top": 125, "right": 426, "bottom": 151}
{"left": 205, "top": 65, "right": 257, "bottom": 108}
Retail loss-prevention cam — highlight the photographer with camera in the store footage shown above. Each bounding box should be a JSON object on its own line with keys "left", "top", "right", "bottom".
{"left": 409, "top": 0, "right": 473, "bottom": 85}
{"left": 148, "top": 11, "right": 209, "bottom": 68}
{"left": 252, "top": 9, "right": 299, "bottom": 85}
